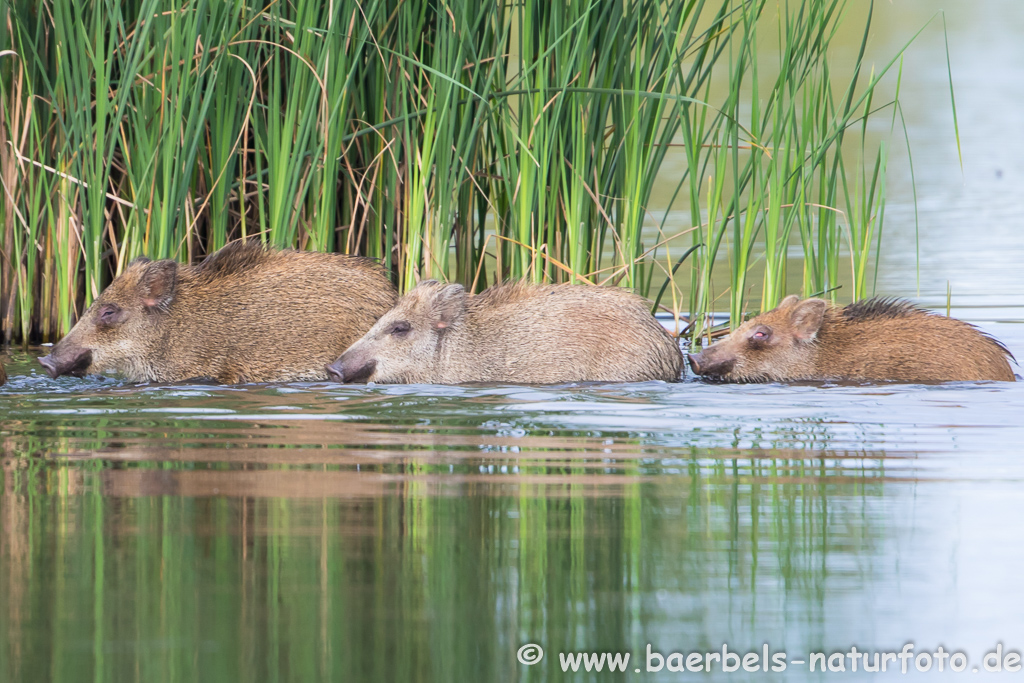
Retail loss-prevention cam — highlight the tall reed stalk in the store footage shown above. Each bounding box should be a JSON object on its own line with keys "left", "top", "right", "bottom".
{"left": 0, "top": 0, "right": 930, "bottom": 344}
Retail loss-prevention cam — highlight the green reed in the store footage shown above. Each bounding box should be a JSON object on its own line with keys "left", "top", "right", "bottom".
{"left": 0, "top": 0, "right": 933, "bottom": 343}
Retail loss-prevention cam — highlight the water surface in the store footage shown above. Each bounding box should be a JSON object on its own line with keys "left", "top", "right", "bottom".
{"left": 3, "top": 321, "right": 1023, "bottom": 681}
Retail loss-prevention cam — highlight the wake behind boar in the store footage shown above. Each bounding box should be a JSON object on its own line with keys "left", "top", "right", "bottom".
{"left": 39, "top": 241, "right": 396, "bottom": 383}
{"left": 326, "top": 280, "right": 684, "bottom": 384}
{"left": 688, "top": 295, "right": 1016, "bottom": 383}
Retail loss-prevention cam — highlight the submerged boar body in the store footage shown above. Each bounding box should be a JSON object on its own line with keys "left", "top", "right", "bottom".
{"left": 688, "top": 296, "right": 1016, "bottom": 383}
{"left": 328, "top": 280, "right": 684, "bottom": 384}
{"left": 39, "top": 242, "right": 396, "bottom": 383}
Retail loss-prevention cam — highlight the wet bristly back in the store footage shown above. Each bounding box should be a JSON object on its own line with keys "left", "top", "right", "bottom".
{"left": 168, "top": 244, "right": 397, "bottom": 380}
{"left": 328, "top": 280, "right": 684, "bottom": 384}
{"left": 819, "top": 299, "right": 1016, "bottom": 382}
{"left": 688, "top": 295, "right": 1016, "bottom": 383}
{"left": 459, "top": 283, "right": 681, "bottom": 382}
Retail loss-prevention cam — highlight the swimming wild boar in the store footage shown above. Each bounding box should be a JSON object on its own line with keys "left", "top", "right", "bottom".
{"left": 326, "top": 280, "right": 684, "bottom": 384}
{"left": 39, "top": 241, "right": 396, "bottom": 383}
{"left": 688, "top": 295, "right": 1016, "bottom": 383}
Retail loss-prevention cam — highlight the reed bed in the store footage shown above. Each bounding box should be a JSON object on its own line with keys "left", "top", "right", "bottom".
{"left": 0, "top": 0, "right": 930, "bottom": 345}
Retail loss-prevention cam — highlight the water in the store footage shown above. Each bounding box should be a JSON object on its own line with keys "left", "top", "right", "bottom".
{"left": 3, "top": 325, "right": 1023, "bottom": 681}
{"left": 4, "top": 1, "right": 1024, "bottom": 680}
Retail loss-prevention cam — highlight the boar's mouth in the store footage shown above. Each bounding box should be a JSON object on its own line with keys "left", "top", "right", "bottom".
{"left": 39, "top": 348, "right": 93, "bottom": 379}
{"left": 325, "top": 357, "right": 377, "bottom": 384}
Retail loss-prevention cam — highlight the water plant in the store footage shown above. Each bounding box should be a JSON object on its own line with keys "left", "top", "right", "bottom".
{"left": 0, "top": 0, "right": 933, "bottom": 344}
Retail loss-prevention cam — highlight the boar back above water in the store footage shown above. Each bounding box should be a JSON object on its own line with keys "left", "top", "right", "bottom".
{"left": 687, "top": 295, "right": 1016, "bottom": 383}
{"left": 38, "top": 241, "right": 397, "bottom": 383}
{"left": 326, "top": 280, "right": 684, "bottom": 384}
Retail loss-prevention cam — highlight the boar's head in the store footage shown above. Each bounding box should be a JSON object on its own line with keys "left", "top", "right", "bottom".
{"left": 687, "top": 295, "right": 827, "bottom": 382}
{"left": 326, "top": 280, "right": 465, "bottom": 384}
{"left": 39, "top": 257, "right": 178, "bottom": 380}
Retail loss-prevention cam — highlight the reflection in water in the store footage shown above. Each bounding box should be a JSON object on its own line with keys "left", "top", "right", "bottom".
{"left": 2, "top": 451, "right": 889, "bottom": 682}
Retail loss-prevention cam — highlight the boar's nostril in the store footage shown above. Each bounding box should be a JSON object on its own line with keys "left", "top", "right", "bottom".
{"left": 38, "top": 348, "right": 92, "bottom": 379}
{"left": 687, "top": 354, "right": 702, "bottom": 374}
{"left": 38, "top": 354, "right": 59, "bottom": 379}
{"left": 326, "top": 356, "right": 376, "bottom": 383}
{"left": 687, "top": 350, "right": 736, "bottom": 379}
{"left": 325, "top": 361, "right": 345, "bottom": 382}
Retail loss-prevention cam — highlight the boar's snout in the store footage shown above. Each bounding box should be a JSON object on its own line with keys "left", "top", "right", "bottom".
{"left": 325, "top": 361, "right": 344, "bottom": 382}
{"left": 687, "top": 350, "right": 734, "bottom": 378}
{"left": 39, "top": 347, "right": 93, "bottom": 379}
{"left": 686, "top": 353, "right": 703, "bottom": 375}
{"left": 325, "top": 355, "right": 376, "bottom": 384}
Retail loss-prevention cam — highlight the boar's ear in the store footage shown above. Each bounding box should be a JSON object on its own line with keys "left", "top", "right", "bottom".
{"left": 790, "top": 298, "right": 827, "bottom": 342}
{"left": 139, "top": 259, "right": 178, "bottom": 312}
{"left": 777, "top": 294, "right": 801, "bottom": 311}
{"left": 431, "top": 284, "right": 466, "bottom": 331}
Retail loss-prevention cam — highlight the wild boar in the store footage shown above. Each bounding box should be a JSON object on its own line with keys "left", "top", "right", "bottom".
{"left": 326, "top": 280, "right": 684, "bottom": 384}
{"left": 38, "top": 241, "right": 397, "bottom": 383}
{"left": 688, "top": 295, "right": 1016, "bottom": 383}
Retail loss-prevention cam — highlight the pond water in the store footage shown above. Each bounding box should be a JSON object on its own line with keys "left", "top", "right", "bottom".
{"left": 3, "top": 1, "right": 1024, "bottom": 681}
{"left": 2, "top": 331, "right": 1023, "bottom": 682}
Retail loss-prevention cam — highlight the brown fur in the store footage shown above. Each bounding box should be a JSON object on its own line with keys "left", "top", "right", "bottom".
{"left": 688, "top": 295, "right": 1016, "bottom": 383}
{"left": 327, "top": 280, "right": 684, "bottom": 384}
{"left": 39, "top": 241, "right": 397, "bottom": 383}
{"left": 0, "top": 359, "right": 5, "bottom": 386}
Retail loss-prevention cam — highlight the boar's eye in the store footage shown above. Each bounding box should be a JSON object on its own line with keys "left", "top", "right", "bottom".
{"left": 389, "top": 321, "right": 411, "bottom": 337}
{"left": 97, "top": 304, "right": 124, "bottom": 327}
{"left": 750, "top": 325, "right": 772, "bottom": 343}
